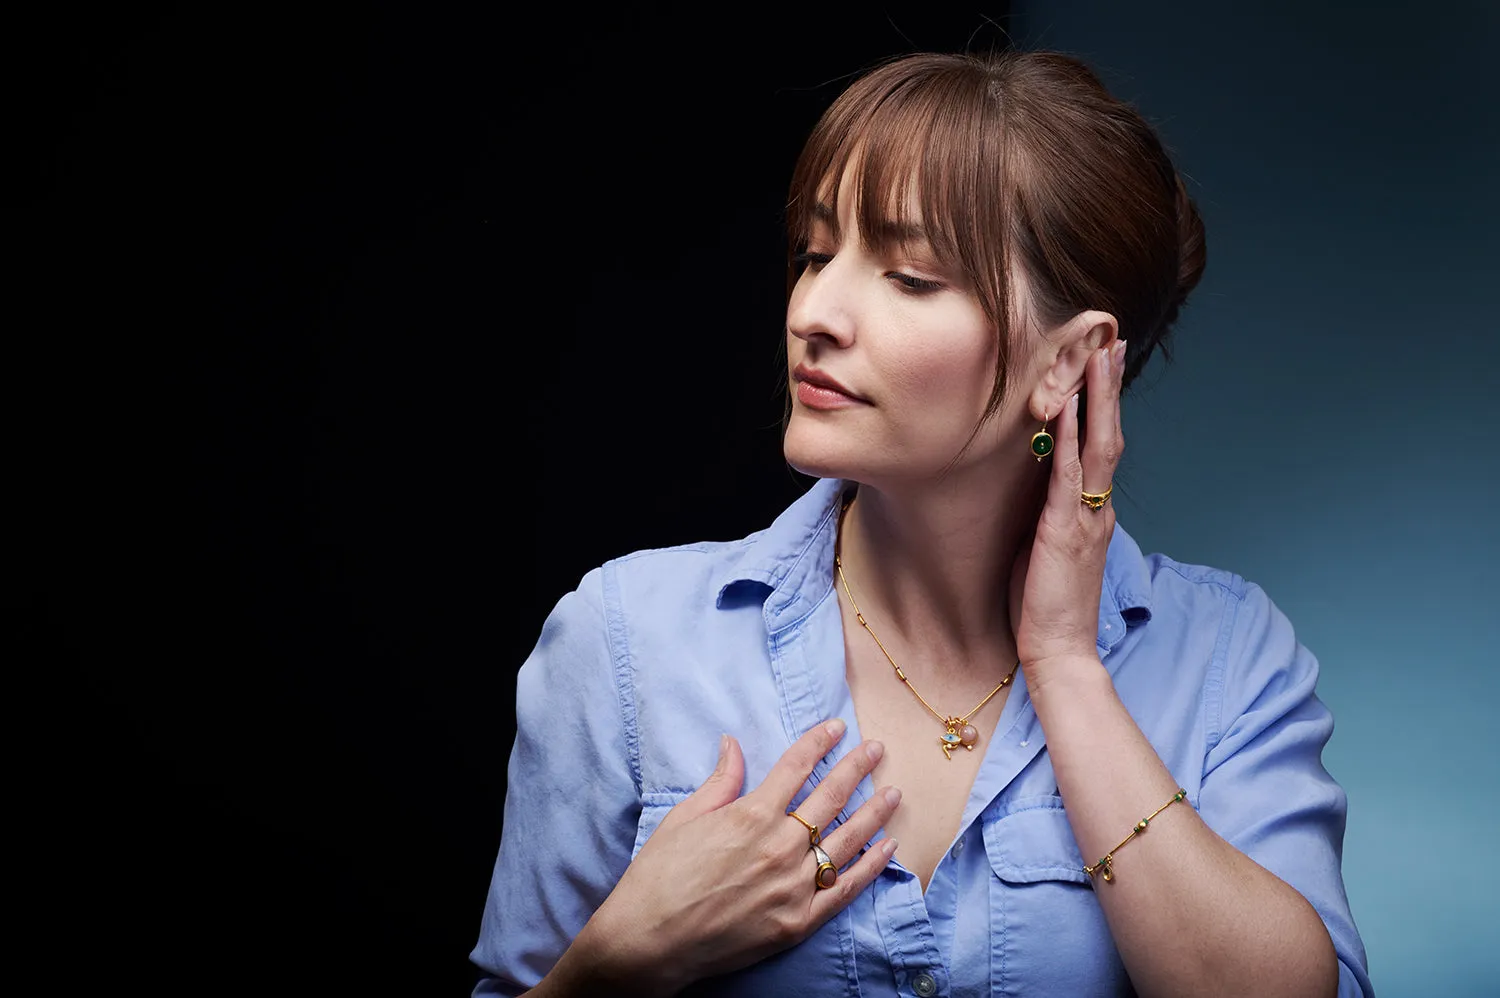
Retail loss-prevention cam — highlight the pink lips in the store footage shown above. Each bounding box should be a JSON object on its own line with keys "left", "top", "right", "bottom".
{"left": 793, "top": 364, "right": 868, "bottom": 410}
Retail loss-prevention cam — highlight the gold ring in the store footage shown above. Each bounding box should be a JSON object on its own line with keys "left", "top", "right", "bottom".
{"left": 811, "top": 843, "right": 837, "bottom": 890}
{"left": 1081, "top": 483, "right": 1113, "bottom": 511}
{"left": 787, "top": 810, "right": 820, "bottom": 846}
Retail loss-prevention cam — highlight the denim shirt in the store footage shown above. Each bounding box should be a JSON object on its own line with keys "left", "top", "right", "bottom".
{"left": 471, "top": 478, "right": 1374, "bottom": 997}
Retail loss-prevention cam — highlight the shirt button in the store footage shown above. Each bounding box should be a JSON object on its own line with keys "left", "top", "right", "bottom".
{"left": 913, "top": 972, "right": 938, "bottom": 996}
{"left": 949, "top": 839, "right": 964, "bottom": 860}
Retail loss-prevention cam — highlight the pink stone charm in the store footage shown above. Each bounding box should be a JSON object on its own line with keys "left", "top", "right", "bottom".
{"left": 959, "top": 724, "right": 979, "bottom": 746}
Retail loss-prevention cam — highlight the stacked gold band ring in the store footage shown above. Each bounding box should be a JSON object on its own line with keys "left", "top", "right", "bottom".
{"left": 1081, "top": 483, "right": 1113, "bottom": 511}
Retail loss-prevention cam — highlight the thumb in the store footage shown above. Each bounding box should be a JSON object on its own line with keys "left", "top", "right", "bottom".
{"left": 663, "top": 734, "right": 745, "bottom": 827}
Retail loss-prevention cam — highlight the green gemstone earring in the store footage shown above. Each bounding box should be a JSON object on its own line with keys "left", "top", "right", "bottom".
{"left": 1030, "top": 409, "right": 1055, "bottom": 461}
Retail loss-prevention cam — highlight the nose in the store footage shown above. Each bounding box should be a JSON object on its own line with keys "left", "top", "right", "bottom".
{"left": 786, "top": 257, "right": 856, "bottom": 349}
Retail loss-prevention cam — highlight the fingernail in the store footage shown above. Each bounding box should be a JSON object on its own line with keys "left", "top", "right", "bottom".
{"left": 881, "top": 838, "right": 899, "bottom": 857}
{"left": 824, "top": 718, "right": 846, "bottom": 739}
{"left": 715, "top": 734, "right": 729, "bottom": 772}
{"left": 865, "top": 740, "right": 885, "bottom": 764}
{"left": 1070, "top": 392, "right": 1079, "bottom": 414}
{"left": 1115, "top": 340, "right": 1127, "bottom": 372}
{"left": 883, "top": 787, "right": 902, "bottom": 807}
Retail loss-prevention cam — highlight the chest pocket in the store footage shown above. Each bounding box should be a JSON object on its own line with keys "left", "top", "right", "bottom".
{"left": 629, "top": 790, "right": 855, "bottom": 998}
{"left": 984, "top": 797, "right": 1133, "bottom": 996}
{"left": 631, "top": 791, "right": 689, "bottom": 859}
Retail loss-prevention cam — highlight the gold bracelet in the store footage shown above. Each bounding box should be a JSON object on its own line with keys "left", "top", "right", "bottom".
{"left": 1083, "top": 788, "right": 1190, "bottom": 883}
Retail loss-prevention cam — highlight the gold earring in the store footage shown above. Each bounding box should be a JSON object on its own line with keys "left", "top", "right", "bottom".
{"left": 1030, "top": 409, "right": 1054, "bottom": 461}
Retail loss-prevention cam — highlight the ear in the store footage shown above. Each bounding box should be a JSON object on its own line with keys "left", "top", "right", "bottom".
{"left": 1027, "top": 309, "right": 1119, "bottom": 422}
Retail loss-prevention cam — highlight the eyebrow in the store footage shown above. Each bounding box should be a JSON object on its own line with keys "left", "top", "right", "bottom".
{"left": 812, "top": 201, "right": 930, "bottom": 246}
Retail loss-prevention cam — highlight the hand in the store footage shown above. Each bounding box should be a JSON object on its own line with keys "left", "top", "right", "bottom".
{"left": 568, "top": 721, "right": 900, "bottom": 996}
{"left": 1011, "top": 339, "right": 1127, "bottom": 687}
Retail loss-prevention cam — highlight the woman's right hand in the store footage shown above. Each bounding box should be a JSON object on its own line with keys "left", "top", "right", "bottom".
{"left": 544, "top": 719, "right": 901, "bottom": 996}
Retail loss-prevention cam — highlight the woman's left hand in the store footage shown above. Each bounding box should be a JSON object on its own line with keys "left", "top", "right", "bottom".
{"left": 1010, "top": 339, "right": 1127, "bottom": 689}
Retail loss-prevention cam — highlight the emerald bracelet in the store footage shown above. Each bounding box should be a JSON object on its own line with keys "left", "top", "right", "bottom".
{"left": 1084, "top": 788, "right": 1190, "bottom": 883}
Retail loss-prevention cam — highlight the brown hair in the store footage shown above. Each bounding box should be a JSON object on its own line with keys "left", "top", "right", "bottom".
{"left": 786, "top": 50, "right": 1206, "bottom": 426}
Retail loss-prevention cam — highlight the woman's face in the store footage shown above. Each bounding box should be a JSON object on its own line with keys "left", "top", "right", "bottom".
{"left": 783, "top": 171, "right": 1034, "bottom": 485}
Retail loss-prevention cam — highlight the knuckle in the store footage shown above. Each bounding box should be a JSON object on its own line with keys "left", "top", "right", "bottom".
{"left": 745, "top": 796, "right": 776, "bottom": 823}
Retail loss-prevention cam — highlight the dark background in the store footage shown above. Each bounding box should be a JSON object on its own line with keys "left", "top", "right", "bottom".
{"left": 33, "top": 4, "right": 1018, "bottom": 993}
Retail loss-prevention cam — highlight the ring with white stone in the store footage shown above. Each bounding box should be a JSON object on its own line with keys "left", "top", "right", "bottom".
{"left": 811, "top": 843, "right": 837, "bottom": 890}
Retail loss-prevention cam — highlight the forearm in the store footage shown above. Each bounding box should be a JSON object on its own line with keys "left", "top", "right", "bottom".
{"left": 1028, "top": 657, "right": 1339, "bottom": 998}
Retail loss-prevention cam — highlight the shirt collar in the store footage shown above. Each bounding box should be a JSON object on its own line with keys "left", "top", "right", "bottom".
{"left": 716, "top": 478, "right": 1154, "bottom": 645}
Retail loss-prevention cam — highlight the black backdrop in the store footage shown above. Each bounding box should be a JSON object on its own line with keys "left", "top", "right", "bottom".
{"left": 33, "top": 5, "right": 1015, "bottom": 993}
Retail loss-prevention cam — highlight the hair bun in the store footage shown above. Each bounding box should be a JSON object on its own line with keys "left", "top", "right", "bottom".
{"left": 1165, "top": 174, "right": 1207, "bottom": 335}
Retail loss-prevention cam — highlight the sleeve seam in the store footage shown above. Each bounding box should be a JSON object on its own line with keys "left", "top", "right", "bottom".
{"left": 601, "top": 560, "right": 643, "bottom": 797}
{"left": 1202, "top": 578, "right": 1246, "bottom": 763}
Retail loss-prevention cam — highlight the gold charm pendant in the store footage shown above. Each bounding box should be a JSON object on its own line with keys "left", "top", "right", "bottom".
{"left": 938, "top": 717, "right": 980, "bottom": 759}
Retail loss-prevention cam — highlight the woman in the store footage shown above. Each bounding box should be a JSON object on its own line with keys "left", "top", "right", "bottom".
{"left": 472, "top": 49, "right": 1374, "bottom": 997}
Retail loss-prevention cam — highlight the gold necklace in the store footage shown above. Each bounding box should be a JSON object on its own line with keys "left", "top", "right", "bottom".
{"left": 835, "top": 500, "right": 1020, "bottom": 760}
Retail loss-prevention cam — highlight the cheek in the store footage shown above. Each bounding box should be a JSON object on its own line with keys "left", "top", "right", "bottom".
{"left": 893, "top": 321, "right": 996, "bottom": 407}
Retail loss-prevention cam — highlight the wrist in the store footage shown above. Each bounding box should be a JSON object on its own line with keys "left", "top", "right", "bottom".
{"left": 1022, "top": 654, "right": 1109, "bottom": 707}
{"left": 555, "top": 905, "right": 683, "bottom": 998}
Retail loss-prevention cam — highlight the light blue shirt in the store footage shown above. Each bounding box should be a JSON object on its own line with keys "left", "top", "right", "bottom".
{"left": 471, "top": 478, "right": 1374, "bottom": 996}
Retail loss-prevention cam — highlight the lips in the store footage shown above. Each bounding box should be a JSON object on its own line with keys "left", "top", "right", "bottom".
{"left": 792, "top": 363, "right": 867, "bottom": 402}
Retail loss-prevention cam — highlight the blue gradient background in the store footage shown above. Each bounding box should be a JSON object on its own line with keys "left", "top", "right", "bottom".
{"left": 1011, "top": 2, "right": 1500, "bottom": 993}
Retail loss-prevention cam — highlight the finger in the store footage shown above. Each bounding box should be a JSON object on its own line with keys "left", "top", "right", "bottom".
{"left": 661, "top": 734, "right": 745, "bottom": 828}
{"left": 1081, "top": 343, "right": 1122, "bottom": 494}
{"left": 1046, "top": 390, "right": 1083, "bottom": 513}
{"left": 819, "top": 784, "right": 903, "bottom": 869}
{"left": 757, "top": 718, "right": 847, "bottom": 810}
{"left": 792, "top": 739, "right": 886, "bottom": 831}
{"left": 807, "top": 835, "right": 900, "bottom": 925}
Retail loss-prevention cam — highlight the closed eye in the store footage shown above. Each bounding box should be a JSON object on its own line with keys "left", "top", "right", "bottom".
{"left": 888, "top": 272, "right": 944, "bottom": 294}
{"left": 793, "top": 251, "right": 831, "bottom": 272}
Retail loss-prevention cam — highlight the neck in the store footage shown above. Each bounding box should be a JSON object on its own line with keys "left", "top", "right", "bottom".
{"left": 836, "top": 465, "right": 1048, "bottom": 673}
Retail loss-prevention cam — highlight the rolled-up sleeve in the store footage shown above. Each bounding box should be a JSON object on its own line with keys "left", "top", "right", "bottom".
{"left": 470, "top": 566, "right": 641, "bottom": 995}
{"left": 1199, "top": 580, "right": 1375, "bottom": 997}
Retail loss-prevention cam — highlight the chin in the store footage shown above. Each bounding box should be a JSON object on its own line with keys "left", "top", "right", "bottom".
{"left": 782, "top": 420, "right": 853, "bottom": 481}
{"left": 782, "top": 417, "right": 894, "bottom": 483}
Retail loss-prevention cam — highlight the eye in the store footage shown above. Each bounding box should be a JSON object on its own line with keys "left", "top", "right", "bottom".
{"left": 887, "top": 271, "right": 944, "bottom": 294}
{"left": 793, "top": 251, "right": 832, "bottom": 273}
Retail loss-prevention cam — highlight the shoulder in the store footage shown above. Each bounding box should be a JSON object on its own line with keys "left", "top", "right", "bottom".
{"left": 608, "top": 530, "right": 767, "bottom": 583}
{"left": 1144, "top": 549, "right": 1319, "bottom": 749}
{"left": 586, "top": 478, "right": 845, "bottom": 620}
{"left": 1139, "top": 545, "right": 1251, "bottom": 603}
{"left": 1104, "top": 523, "right": 1257, "bottom": 641}
{"left": 1129, "top": 539, "right": 1270, "bottom": 632}
{"left": 1137, "top": 547, "right": 1303, "bottom": 678}
{"left": 1110, "top": 527, "right": 1312, "bottom": 709}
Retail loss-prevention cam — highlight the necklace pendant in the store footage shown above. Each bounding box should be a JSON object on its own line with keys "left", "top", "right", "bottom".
{"left": 939, "top": 719, "right": 965, "bottom": 760}
{"left": 939, "top": 717, "right": 981, "bottom": 759}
